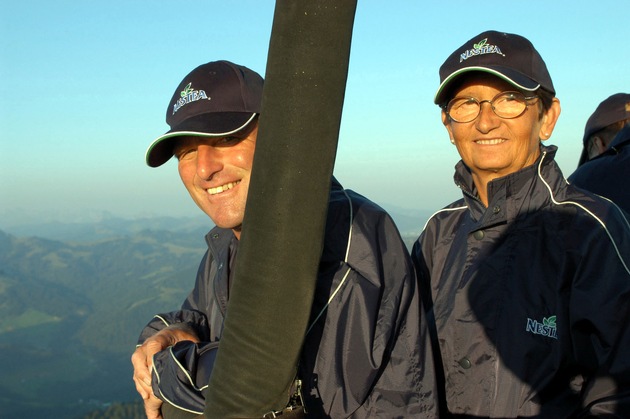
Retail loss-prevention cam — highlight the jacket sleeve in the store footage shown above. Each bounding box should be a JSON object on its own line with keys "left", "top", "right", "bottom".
{"left": 571, "top": 208, "right": 630, "bottom": 417}
{"left": 139, "top": 249, "right": 224, "bottom": 414}
{"left": 136, "top": 309, "right": 211, "bottom": 346}
{"left": 151, "top": 340, "right": 219, "bottom": 415}
{"left": 301, "top": 200, "right": 437, "bottom": 417}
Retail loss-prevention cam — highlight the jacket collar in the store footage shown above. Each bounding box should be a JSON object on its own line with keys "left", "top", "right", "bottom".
{"left": 454, "top": 144, "right": 564, "bottom": 226}
{"left": 606, "top": 124, "right": 630, "bottom": 154}
{"left": 205, "top": 226, "right": 237, "bottom": 263}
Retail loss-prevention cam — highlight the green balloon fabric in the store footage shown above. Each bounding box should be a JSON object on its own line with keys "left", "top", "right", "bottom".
{"left": 203, "top": 1, "right": 357, "bottom": 418}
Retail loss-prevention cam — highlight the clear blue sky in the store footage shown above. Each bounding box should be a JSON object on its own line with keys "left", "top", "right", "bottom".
{"left": 1, "top": 1, "right": 628, "bottom": 227}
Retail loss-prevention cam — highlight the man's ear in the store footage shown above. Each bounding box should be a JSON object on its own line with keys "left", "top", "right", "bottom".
{"left": 588, "top": 135, "right": 608, "bottom": 159}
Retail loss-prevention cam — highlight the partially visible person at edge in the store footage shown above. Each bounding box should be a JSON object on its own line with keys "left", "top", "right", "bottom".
{"left": 411, "top": 30, "right": 630, "bottom": 418}
{"left": 130, "top": 60, "right": 438, "bottom": 419}
{"left": 568, "top": 93, "right": 630, "bottom": 213}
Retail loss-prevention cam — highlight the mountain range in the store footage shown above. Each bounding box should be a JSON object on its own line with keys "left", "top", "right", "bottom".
{"left": 0, "top": 210, "right": 428, "bottom": 418}
{"left": 0, "top": 220, "right": 206, "bottom": 418}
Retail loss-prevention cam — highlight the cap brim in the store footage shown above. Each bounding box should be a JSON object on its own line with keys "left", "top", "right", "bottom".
{"left": 145, "top": 112, "right": 257, "bottom": 167}
{"left": 434, "top": 66, "right": 541, "bottom": 105}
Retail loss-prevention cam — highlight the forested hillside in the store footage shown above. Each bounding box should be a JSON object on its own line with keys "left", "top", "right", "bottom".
{"left": 0, "top": 209, "right": 425, "bottom": 418}
{"left": 0, "top": 224, "right": 207, "bottom": 418}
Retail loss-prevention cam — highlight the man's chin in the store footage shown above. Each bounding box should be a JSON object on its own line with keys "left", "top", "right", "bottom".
{"left": 211, "top": 219, "right": 243, "bottom": 235}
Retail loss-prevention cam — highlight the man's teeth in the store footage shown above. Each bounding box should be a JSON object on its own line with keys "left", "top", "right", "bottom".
{"left": 476, "top": 139, "right": 505, "bottom": 145}
{"left": 207, "top": 181, "right": 240, "bottom": 195}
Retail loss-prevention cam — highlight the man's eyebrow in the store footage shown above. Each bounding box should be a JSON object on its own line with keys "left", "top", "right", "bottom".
{"left": 173, "top": 138, "right": 196, "bottom": 152}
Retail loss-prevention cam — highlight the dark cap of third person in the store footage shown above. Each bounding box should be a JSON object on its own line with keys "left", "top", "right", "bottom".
{"left": 577, "top": 93, "right": 630, "bottom": 165}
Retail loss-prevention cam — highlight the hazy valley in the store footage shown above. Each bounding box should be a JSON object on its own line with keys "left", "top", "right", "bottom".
{"left": 0, "top": 210, "right": 425, "bottom": 418}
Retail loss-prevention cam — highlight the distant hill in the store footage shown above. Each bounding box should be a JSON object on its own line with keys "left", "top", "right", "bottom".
{"left": 3, "top": 213, "right": 213, "bottom": 243}
{"left": 0, "top": 210, "right": 432, "bottom": 417}
{"left": 0, "top": 226, "right": 206, "bottom": 418}
{"left": 2, "top": 207, "right": 431, "bottom": 242}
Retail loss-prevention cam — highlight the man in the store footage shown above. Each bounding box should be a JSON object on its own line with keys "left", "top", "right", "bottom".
{"left": 573, "top": 93, "right": 630, "bottom": 167}
{"left": 131, "top": 60, "right": 437, "bottom": 418}
{"left": 568, "top": 93, "right": 630, "bottom": 212}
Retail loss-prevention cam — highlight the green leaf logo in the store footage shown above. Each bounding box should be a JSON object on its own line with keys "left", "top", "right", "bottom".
{"left": 543, "top": 316, "right": 556, "bottom": 327}
{"left": 180, "top": 83, "right": 193, "bottom": 98}
{"left": 473, "top": 38, "right": 488, "bottom": 50}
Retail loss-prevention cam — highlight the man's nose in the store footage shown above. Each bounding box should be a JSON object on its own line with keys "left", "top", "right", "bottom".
{"left": 196, "top": 145, "right": 222, "bottom": 179}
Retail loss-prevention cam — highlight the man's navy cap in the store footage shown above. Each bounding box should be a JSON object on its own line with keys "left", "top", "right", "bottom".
{"left": 146, "top": 60, "right": 263, "bottom": 167}
{"left": 434, "top": 30, "right": 555, "bottom": 106}
{"left": 578, "top": 93, "right": 630, "bottom": 166}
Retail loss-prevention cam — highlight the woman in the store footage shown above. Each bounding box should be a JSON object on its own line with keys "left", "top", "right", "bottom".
{"left": 413, "top": 30, "right": 630, "bottom": 418}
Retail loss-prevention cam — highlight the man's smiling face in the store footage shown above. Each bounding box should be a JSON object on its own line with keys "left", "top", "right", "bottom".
{"left": 175, "top": 124, "right": 258, "bottom": 239}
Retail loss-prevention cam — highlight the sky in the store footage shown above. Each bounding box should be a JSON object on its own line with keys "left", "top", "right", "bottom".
{"left": 1, "top": 1, "right": 628, "bottom": 228}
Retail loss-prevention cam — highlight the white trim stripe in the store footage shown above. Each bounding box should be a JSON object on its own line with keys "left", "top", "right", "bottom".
{"left": 305, "top": 188, "right": 354, "bottom": 336}
{"left": 536, "top": 151, "right": 630, "bottom": 276}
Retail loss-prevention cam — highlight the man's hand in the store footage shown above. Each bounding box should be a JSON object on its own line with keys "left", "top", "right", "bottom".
{"left": 131, "top": 325, "right": 200, "bottom": 418}
{"left": 142, "top": 391, "right": 164, "bottom": 419}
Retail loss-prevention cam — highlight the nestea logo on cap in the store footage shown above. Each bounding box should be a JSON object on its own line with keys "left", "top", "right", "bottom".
{"left": 173, "top": 83, "right": 210, "bottom": 115}
{"left": 460, "top": 38, "right": 505, "bottom": 63}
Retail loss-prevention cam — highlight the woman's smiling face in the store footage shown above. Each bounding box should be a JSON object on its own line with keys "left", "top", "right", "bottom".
{"left": 442, "top": 74, "right": 559, "bottom": 184}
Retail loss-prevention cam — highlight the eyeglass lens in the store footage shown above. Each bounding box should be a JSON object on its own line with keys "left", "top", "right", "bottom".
{"left": 447, "top": 92, "right": 531, "bottom": 123}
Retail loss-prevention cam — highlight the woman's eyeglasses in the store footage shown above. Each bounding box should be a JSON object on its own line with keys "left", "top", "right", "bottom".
{"left": 445, "top": 91, "right": 539, "bottom": 123}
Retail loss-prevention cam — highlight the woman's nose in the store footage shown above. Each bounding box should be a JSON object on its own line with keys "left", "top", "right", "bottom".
{"left": 475, "top": 101, "right": 500, "bottom": 132}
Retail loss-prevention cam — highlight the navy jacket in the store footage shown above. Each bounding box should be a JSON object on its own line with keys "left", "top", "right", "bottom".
{"left": 568, "top": 124, "right": 630, "bottom": 214}
{"left": 138, "top": 178, "right": 438, "bottom": 418}
{"left": 413, "top": 145, "right": 630, "bottom": 418}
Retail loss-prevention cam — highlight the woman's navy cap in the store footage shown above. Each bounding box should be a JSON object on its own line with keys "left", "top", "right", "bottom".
{"left": 435, "top": 30, "right": 555, "bottom": 106}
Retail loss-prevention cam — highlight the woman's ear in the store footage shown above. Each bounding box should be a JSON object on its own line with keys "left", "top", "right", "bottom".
{"left": 442, "top": 110, "right": 455, "bottom": 143}
{"left": 539, "top": 98, "right": 561, "bottom": 140}
{"left": 441, "top": 109, "right": 450, "bottom": 127}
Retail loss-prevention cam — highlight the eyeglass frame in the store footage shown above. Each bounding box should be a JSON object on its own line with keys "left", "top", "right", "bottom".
{"left": 443, "top": 91, "right": 540, "bottom": 123}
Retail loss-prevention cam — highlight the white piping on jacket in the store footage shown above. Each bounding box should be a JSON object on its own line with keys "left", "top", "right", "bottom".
{"left": 305, "top": 188, "right": 354, "bottom": 336}
{"left": 420, "top": 152, "right": 630, "bottom": 277}
{"left": 421, "top": 206, "right": 468, "bottom": 233}
{"left": 150, "top": 318, "right": 209, "bottom": 414}
{"left": 537, "top": 150, "right": 630, "bottom": 276}
{"left": 152, "top": 358, "right": 205, "bottom": 415}
{"left": 135, "top": 314, "right": 172, "bottom": 349}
